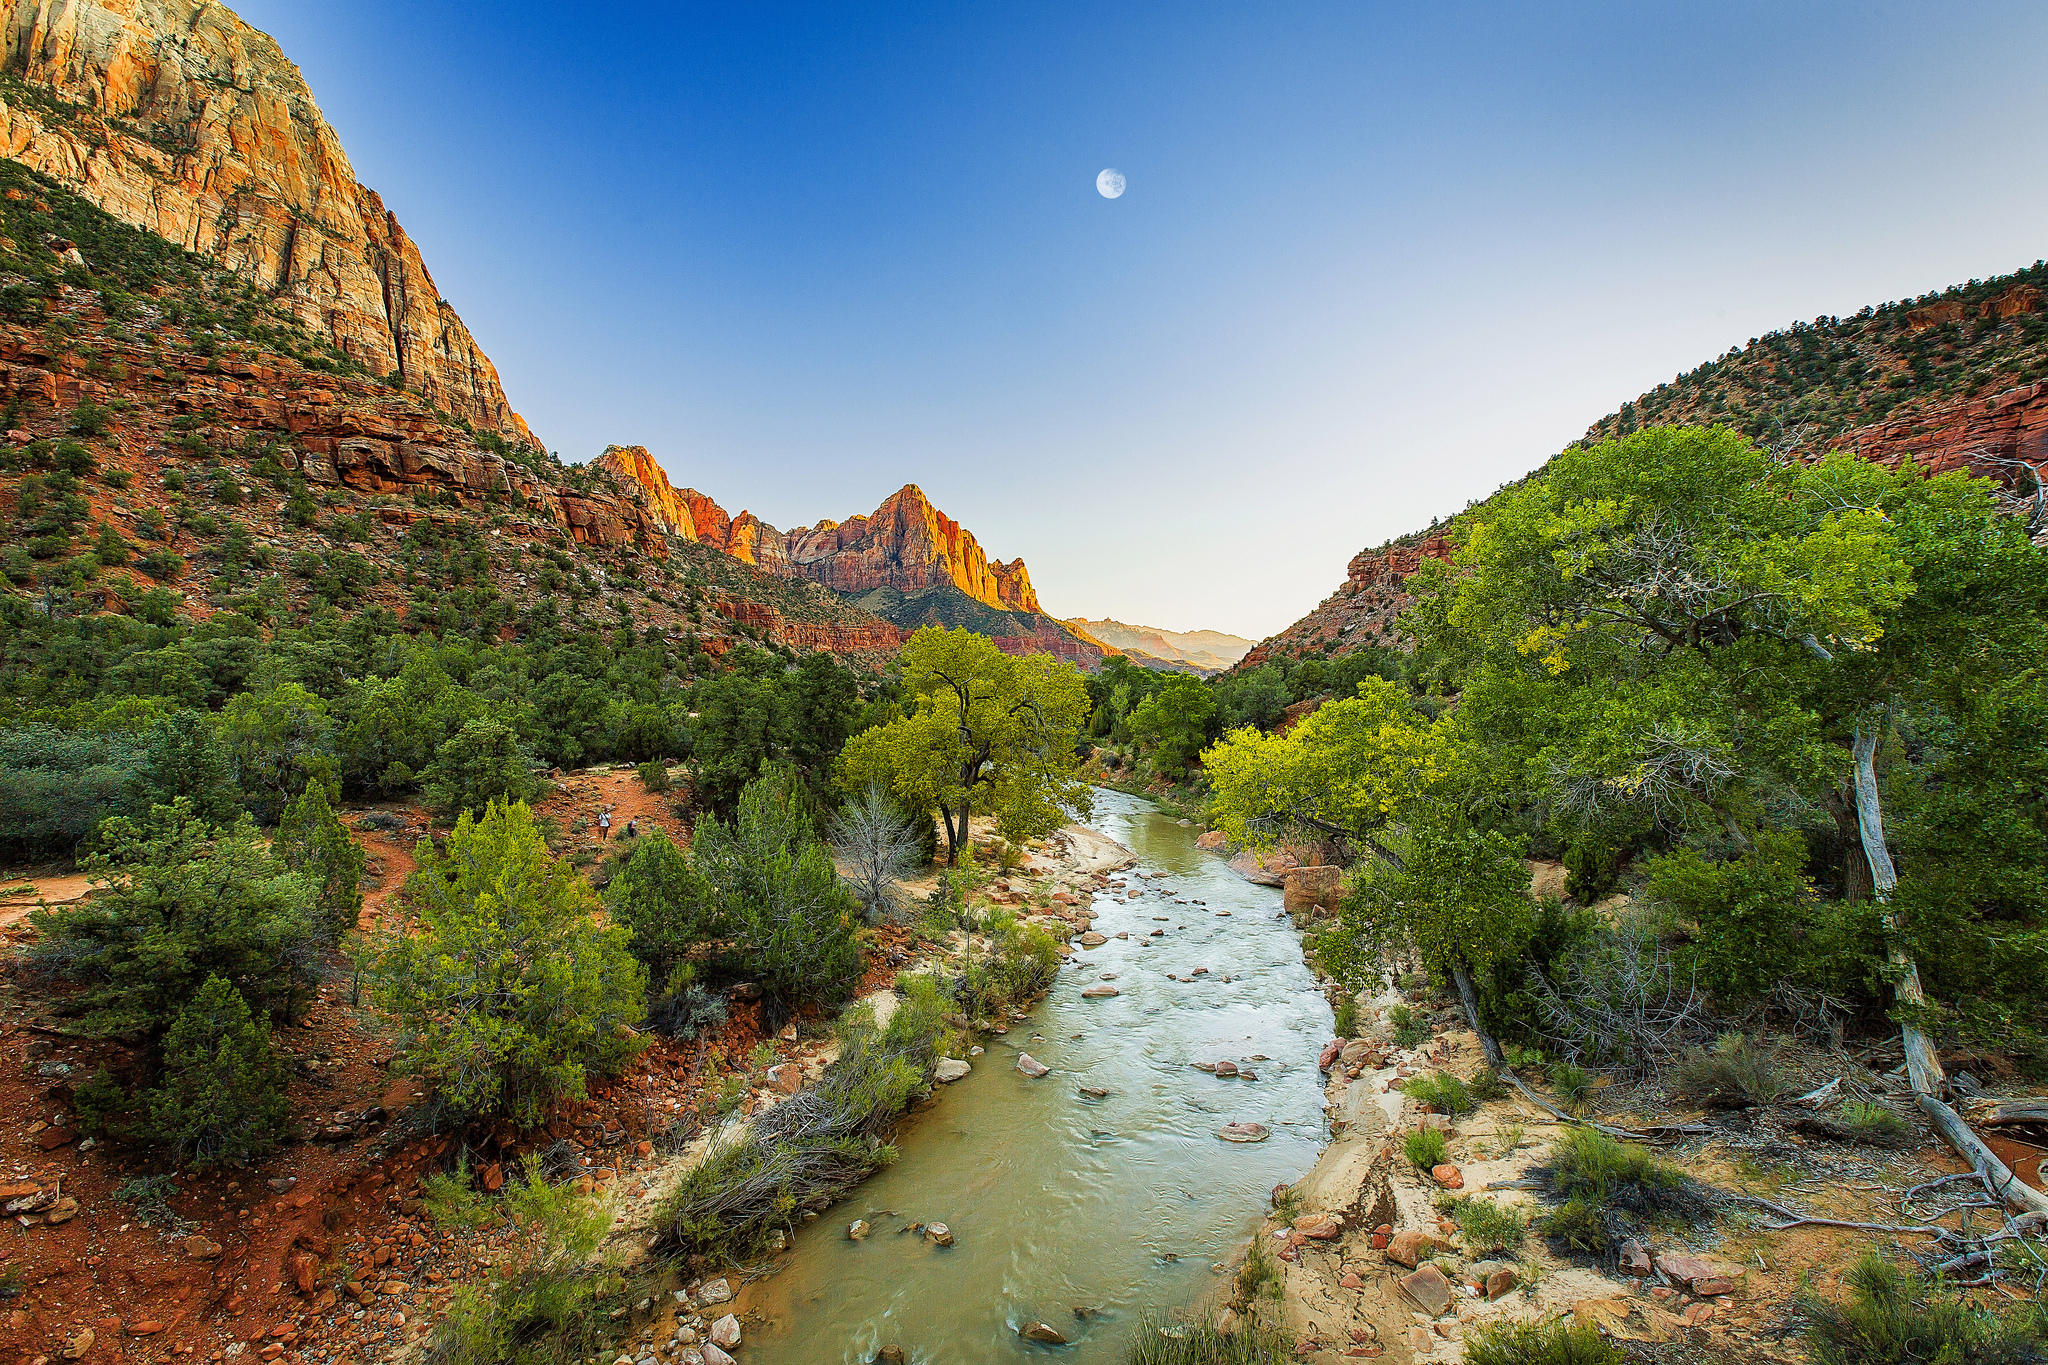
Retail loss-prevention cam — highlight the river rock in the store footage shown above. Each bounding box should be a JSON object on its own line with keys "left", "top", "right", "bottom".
{"left": 697, "top": 1278, "right": 733, "bottom": 1305}
{"left": 934, "top": 1058, "right": 971, "bottom": 1083}
{"left": 1081, "top": 985, "right": 1119, "bottom": 998}
{"left": 1016, "top": 1054, "right": 1050, "bottom": 1077}
{"left": 1292, "top": 1213, "right": 1342, "bottom": 1240}
{"left": 848, "top": 1219, "right": 871, "bottom": 1240}
{"left": 1212, "top": 1060, "right": 1239, "bottom": 1077}
{"left": 1079, "top": 1086, "right": 1110, "bottom": 1099}
{"left": 1385, "top": 1229, "right": 1441, "bottom": 1268}
{"left": 1218, "top": 1122, "right": 1270, "bottom": 1143}
{"left": 1398, "top": 1264, "right": 1454, "bottom": 1316}
{"left": 1431, "top": 1163, "right": 1464, "bottom": 1189}
{"left": 1077, "top": 932, "right": 1107, "bottom": 946}
{"left": 925, "top": 1222, "right": 955, "bottom": 1246}
{"left": 1020, "top": 1322, "right": 1068, "bottom": 1344}
{"left": 702, "top": 1345, "right": 735, "bottom": 1365}
{"left": 709, "top": 1315, "right": 741, "bottom": 1349}
{"left": 1318, "top": 1038, "right": 1344, "bottom": 1071}
{"left": 1486, "top": 1266, "right": 1521, "bottom": 1299}
{"left": 873, "top": 1350, "right": 908, "bottom": 1365}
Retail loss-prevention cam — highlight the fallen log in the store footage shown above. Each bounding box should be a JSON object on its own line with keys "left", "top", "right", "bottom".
{"left": 1914, "top": 1092, "right": 2048, "bottom": 1218}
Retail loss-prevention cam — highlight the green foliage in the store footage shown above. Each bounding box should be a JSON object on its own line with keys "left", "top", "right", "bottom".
{"left": 428, "top": 1158, "right": 624, "bottom": 1365}
{"left": 1669, "top": 1033, "right": 1784, "bottom": 1110}
{"left": 1387, "top": 1003, "right": 1427, "bottom": 1049}
{"left": 1840, "top": 1101, "right": 1911, "bottom": 1144}
{"left": 0, "top": 722, "right": 153, "bottom": 860}
{"left": 1643, "top": 833, "right": 1842, "bottom": 1003}
{"left": 30, "top": 799, "right": 321, "bottom": 1039}
{"left": 840, "top": 625, "right": 1091, "bottom": 865}
{"left": 1802, "top": 1253, "right": 2046, "bottom": 1365}
{"left": 1549, "top": 1061, "right": 1595, "bottom": 1113}
{"left": 1122, "top": 1315, "right": 1291, "bottom": 1365}
{"left": 1126, "top": 671, "right": 1219, "bottom": 777}
{"left": 221, "top": 682, "right": 338, "bottom": 823}
{"left": 135, "top": 974, "right": 290, "bottom": 1170}
{"left": 374, "top": 801, "right": 645, "bottom": 1125}
{"left": 421, "top": 1159, "right": 497, "bottom": 1232}
{"left": 684, "top": 649, "right": 859, "bottom": 813}
{"left": 601, "top": 830, "right": 719, "bottom": 987}
{"left": 1534, "top": 1128, "right": 1703, "bottom": 1260}
{"left": 1332, "top": 995, "right": 1359, "bottom": 1038}
{"left": 1399, "top": 1072, "right": 1474, "bottom": 1118}
{"left": 1404, "top": 1128, "right": 1448, "bottom": 1169}
{"left": 1235, "top": 1230, "right": 1284, "bottom": 1306}
{"left": 272, "top": 781, "right": 363, "bottom": 938}
{"left": 692, "top": 766, "right": 865, "bottom": 1018}
{"left": 654, "top": 977, "right": 952, "bottom": 1263}
{"left": 634, "top": 759, "right": 671, "bottom": 793}
{"left": 1449, "top": 1196, "right": 1528, "bottom": 1256}
{"left": 1463, "top": 1317, "right": 1624, "bottom": 1365}
{"left": 949, "top": 912, "right": 1062, "bottom": 1018}
{"left": 422, "top": 716, "right": 538, "bottom": 820}
{"left": 1324, "top": 807, "right": 1535, "bottom": 990}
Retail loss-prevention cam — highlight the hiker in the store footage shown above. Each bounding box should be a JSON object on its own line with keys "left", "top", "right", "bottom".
{"left": 598, "top": 808, "right": 612, "bottom": 841}
{"left": 626, "top": 817, "right": 639, "bottom": 840}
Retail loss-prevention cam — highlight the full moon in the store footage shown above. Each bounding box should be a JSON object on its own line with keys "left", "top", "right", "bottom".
{"left": 1096, "top": 167, "right": 1126, "bottom": 199}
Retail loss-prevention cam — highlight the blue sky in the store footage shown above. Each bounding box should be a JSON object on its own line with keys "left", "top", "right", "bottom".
{"left": 236, "top": 1, "right": 2048, "bottom": 638}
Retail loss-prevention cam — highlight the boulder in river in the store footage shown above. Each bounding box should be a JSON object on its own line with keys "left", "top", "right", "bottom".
{"left": 934, "top": 1058, "right": 971, "bottom": 1083}
{"left": 925, "top": 1221, "right": 955, "bottom": 1246}
{"left": 1016, "top": 1053, "right": 1050, "bottom": 1077}
{"left": 1077, "top": 931, "right": 1107, "bottom": 946}
{"left": 709, "top": 1315, "right": 741, "bottom": 1349}
{"left": 702, "top": 1345, "right": 735, "bottom": 1365}
{"left": 1020, "top": 1322, "right": 1068, "bottom": 1344}
{"left": 1081, "top": 985, "right": 1119, "bottom": 998}
{"left": 1079, "top": 1086, "right": 1110, "bottom": 1099}
{"left": 848, "top": 1218, "right": 872, "bottom": 1239}
{"left": 1218, "top": 1121, "right": 1270, "bottom": 1143}
{"left": 1212, "top": 1060, "right": 1239, "bottom": 1077}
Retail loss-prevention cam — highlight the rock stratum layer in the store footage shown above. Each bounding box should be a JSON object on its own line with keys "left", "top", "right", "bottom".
{"left": 1247, "top": 264, "right": 2048, "bottom": 667}
{"left": 597, "top": 444, "right": 1102, "bottom": 658}
{"left": 0, "top": 0, "right": 534, "bottom": 443}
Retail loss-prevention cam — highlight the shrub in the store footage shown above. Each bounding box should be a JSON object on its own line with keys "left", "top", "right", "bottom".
{"left": 272, "top": 782, "right": 363, "bottom": 940}
{"left": 69, "top": 399, "right": 111, "bottom": 437}
{"left": 602, "top": 831, "right": 719, "bottom": 986}
{"left": 1450, "top": 1196, "right": 1528, "bottom": 1256}
{"left": 221, "top": 683, "right": 338, "bottom": 823}
{"left": 634, "top": 759, "right": 671, "bottom": 793}
{"left": 429, "top": 1157, "right": 624, "bottom": 1365}
{"left": 1464, "top": 1317, "right": 1624, "bottom": 1365}
{"left": 830, "top": 783, "right": 924, "bottom": 924}
{"left": 693, "top": 768, "right": 864, "bottom": 1019}
{"left": 1400, "top": 1072, "right": 1474, "bottom": 1118}
{"left": 654, "top": 978, "right": 951, "bottom": 1262}
{"left": 1840, "top": 1101, "right": 1911, "bottom": 1145}
{"left": 950, "top": 912, "right": 1061, "bottom": 1018}
{"left": 422, "top": 717, "right": 537, "bottom": 821}
{"left": 135, "top": 975, "right": 290, "bottom": 1170}
{"left": 1388, "top": 1002, "right": 1428, "bottom": 1048}
{"left": 30, "top": 799, "right": 322, "bottom": 1037}
{"left": 1471, "top": 1068, "right": 1509, "bottom": 1101}
{"left": 375, "top": 800, "right": 646, "bottom": 1125}
{"left": 1332, "top": 995, "right": 1359, "bottom": 1038}
{"left": 1235, "top": 1232, "right": 1284, "bottom": 1305}
{"left": 644, "top": 967, "right": 727, "bottom": 1041}
{"left": 1534, "top": 1128, "right": 1707, "bottom": 1260}
{"left": 1405, "top": 1128, "right": 1449, "bottom": 1170}
{"left": 421, "top": 1159, "right": 497, "bottom": 1232}
{"left": 1803, "top": 1253, "right": 2046, "bottom": 1365}
{"left": 1670, "top": 1032, "right": 1784, "bottom": 1110}
{"left": 1123, "top": 1315, "right": 1291, "bottom": 1365}
{"left": 1550, "top": 1061, "right": 1595, "bottom": 1113}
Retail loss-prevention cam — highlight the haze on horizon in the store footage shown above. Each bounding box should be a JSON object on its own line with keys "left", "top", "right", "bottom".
{"left": 234, "top": 0, "right": 2048, "bottom": 640}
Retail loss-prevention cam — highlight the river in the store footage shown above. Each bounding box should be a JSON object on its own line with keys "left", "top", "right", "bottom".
{"left": 738, "top": 788, "right": 1332, "bottom": 1363}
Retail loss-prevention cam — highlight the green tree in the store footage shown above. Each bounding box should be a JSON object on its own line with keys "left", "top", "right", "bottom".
{"left": 273, "top": 781, "right": 365, "bottom": 940}
{"left": 30, "top": 800, "right": 323, "bottom": 1039}
{"left": 602, "top": 830, "right": 721, "bottom": 986}
{"left": 222, "top": 682, "right": 338, "bottom": 822}
{"left": 1126, "top": 671, "right": 1219, "bottom": 777}
{"left": 839, "top": 626, "right": 1091, "bottom": 864}
{"left": 374, "top": 800, "right": 645, "bottom": 1125}
{"left": 693, "top": 767, "right": 864, "bottom": 1017}
{"left": 422, "top": 716, "right": 538, "bottom": 821}
{"left": 136, "top": 974, "right": 291, "bottom": 1170}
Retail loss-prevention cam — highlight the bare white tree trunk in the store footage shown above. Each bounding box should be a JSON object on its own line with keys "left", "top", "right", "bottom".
{"left": 1851, "top": 725, "right": 1946, "bottom": 1097}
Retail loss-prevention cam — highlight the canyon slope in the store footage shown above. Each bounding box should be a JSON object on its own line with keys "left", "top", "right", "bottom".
{"left": 598, "top": 444, "right": 1107, "bottom": 662}
{"left": 1069, "top": 618, "right": 1254, "bottom": 673}
{"left": 0, "top": 0, "right": 534, "bottom": 442}
{"left": 1245, "top": 262, "right": 2048, "bottom": 666}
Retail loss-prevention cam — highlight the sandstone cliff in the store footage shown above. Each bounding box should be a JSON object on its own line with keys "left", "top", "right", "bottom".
{"left": 0, "top": 0, "right": 534, "bottom": 443}
{"left": 595, "top": 445, "right": 1095, "bottom": 655}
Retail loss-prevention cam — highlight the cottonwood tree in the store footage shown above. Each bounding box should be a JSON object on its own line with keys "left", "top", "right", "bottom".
{"left": 840, "top": 626, "right": 1091, "bottom": 865}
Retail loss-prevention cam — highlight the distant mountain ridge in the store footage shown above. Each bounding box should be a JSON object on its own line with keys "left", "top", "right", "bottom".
{"left": 1069, "top": 619, "right": 1253, "bottom": 673}
{"left": 1245, "top": 261, "right": 2048, "bottom": 667}
{"left": 598, "top": 445, "right": 1106, "bottom": 662}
